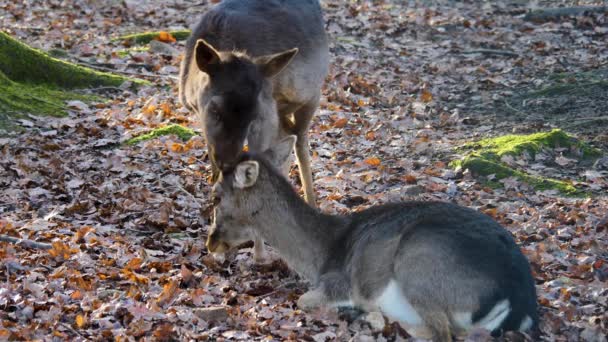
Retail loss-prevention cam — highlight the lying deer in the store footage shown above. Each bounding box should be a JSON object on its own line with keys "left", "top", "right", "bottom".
{"left": 206, "top": 136, "right": 538, "bottom": 341}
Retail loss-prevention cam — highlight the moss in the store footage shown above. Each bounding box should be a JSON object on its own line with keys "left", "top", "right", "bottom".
{"left": 460, "top": 156, "right": 579, "bottom": 195}
{"left": 464, "top": 129, "right": 601, "bottom": 161}
{"left": 125, "top": 124, "right": 197, "bottom": 145}
{"left": 116, "top": 46, "right": 149, "bottom": 58}
{"left": 453, "top": 129, "right": 601, "bottom": 195}
{"left": 117, "top": 30, "right": 191, "bottom": 45}
{"left": 0, "top": 71, "right": 99, "bottom": 118}
{"left": 0, "top": 31, "right": 146, "bottom": 89}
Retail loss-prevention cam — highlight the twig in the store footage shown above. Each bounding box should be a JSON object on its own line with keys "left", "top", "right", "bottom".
{"left": 75, "top": 58, "right": 151, "bottom": 70}
{"left": 75, "top": 59, "right": 177, "bottom": 80}
{"left": 60, "top": 322, "right": 89, "bottom": 340}
{"left": 256, "top": 281, "right": 301, "bottom": 302}
{"left": 0, "top": 234, "right": 52, "bottom": 250}
{"left": 460, "top": 49, "right": 519, "bottom": 57}
{"left": 564, "top": 116, "right": 608, "bottom": 129}
{"left": 503, "top": 98, "right": 527, "bottom": 116}
{"left": 72, "top": 86, "right": 128, "bottom": 94}
{"left": 524, "top": 6, "right": 608, "bottom": 22}
{"left": 571, "top": 116, "right": 608, "bottom": 122}
{"left": 123, "top": 228, "right": 157, "bottom": 236}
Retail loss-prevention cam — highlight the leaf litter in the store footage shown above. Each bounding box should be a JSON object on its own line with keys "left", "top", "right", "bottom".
{"left": 1, "top": 0, "right": 608, "bottom": 341}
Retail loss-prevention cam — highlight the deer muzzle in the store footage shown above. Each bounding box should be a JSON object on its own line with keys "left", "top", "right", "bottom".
{"left": 206, "top": 233, "right": 230, "bottom": 254}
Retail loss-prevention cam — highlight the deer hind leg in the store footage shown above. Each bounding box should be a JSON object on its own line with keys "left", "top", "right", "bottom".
{"left": 252, "top": 234, "right": 267, "bottom": 263}
{"left": 292, "top": 99, "right": 319, "bottom": 207}
{"left": 298, "top": 271, "right": 352, "bottom": 311}
{"left": 421, "top": 311, "right": 452, "bottom": 342}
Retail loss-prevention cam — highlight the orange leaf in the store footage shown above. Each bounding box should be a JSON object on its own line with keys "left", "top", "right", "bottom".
{"left": 160, "top": 103, "right": 172, "bottom": 116}
{"left": 156, "top": 280, "right": 179, "bottom": 307}
{"left": 170, "top": 143, "right": 185, "bottom": 153}
{"left": 125, "top": 257, "right": 143, "bottom": 271}
{"left": 333, "top": 117, "right": 348, "bottom": 128}
{"left": 364, "top": 157, "right": 381, "bottom": 166}
{"left": 484, "top": 208, "right": 498, "bottom": 218}
{"left": 156, "top": 31, "right": 176, "bottom": 43}
{"left": 365, "top": 131, "right": 376, "bottom": 141}
{"left": 48, "top": 241, "right": 77, "bottom": 260}
{"left": 71, "top": 290, "right": 83, "bottom": 300}
{"left": 403, "top": 175, "right": 417, "bottom": 184}
{"left": 0, "top": 330, "right": 11, "bottom": 339}
{"left": 153, "top": 323, "right": 175, "bottom": 340}
{"left": 143, "top": 105, "right": 157, "bottom": 115}
{"left": 420, "top": 89, "right": 433, "bottom": 103}
{"left": 75, "top": 314, "right": 87, "bottom": 329}
{"left": 74, "top": 226, "right": 94, "bottom": 243}
{"left": 181, "top": 264, "right": 193, "bottom": 284}
{"left": 122, "top": 269, "right": 149, "bottom": 284}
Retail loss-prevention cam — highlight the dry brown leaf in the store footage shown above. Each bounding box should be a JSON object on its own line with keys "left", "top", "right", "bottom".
{"left": 420, "top": 89, "right": 433, "bottom": 103}
{"left": 364, "top": 157, "right": 381, "bottom": 167}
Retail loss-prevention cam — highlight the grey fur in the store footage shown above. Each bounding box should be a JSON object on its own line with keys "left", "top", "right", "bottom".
{"left": 179, "top": 0, "right": 329, "bottom": 206}
{"left": 207, "top": 137, "right": 538, "bottom": 342}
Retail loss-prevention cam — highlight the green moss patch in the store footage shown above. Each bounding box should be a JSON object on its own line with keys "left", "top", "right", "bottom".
{"left": 125, "top": 124, "right": 197, "bottom": 145}
{"left": 0, "top": 31, "right": 149, "bottom": 132}
{"left": 0, "top": 71, "right": 98, "bottom": 118}
{"left": 117, "top": 30, "right": 191, "bottom": 45}
{"left": 0, "top": 32, "right": 144, "bottom": 89}
{"left": 452, "top": 129, "right": 602, "bottom": 195}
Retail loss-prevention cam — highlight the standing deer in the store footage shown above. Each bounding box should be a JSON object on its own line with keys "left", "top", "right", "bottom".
{"left": 179, "top": 0, "right": 328, "bottom": 262}
{"left": 206, "top": 136, "right": 539, "bottom": 342}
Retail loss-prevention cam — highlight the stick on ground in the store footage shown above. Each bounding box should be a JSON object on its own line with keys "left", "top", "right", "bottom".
{"left": 0, "top": 234, "right": 52, "bottom": 250}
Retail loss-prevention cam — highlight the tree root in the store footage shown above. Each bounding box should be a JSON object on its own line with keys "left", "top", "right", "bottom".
{"left": 0, "top": 234, "right": 52, "bottom": 250}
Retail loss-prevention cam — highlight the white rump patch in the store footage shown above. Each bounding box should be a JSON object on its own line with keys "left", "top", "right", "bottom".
{"left": 519, "top": 315, "right": 533, "bottom": 332}
{"left": 475, "top": 299, "right": 511, "bottom": 332}
{"left": 375, "top": 280, "right": 423, "bottom": 326}
{"left": 453, "top": 311, "right": 473, "bottom": 330}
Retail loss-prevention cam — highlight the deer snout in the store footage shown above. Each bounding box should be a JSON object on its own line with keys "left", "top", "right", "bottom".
{"left": 206, "top": 231, "right": 230, "bottom": 254}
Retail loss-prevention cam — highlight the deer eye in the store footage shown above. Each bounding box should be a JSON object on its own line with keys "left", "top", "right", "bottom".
{"left": 207, "top": 97, "right": 223, "bottom": 121}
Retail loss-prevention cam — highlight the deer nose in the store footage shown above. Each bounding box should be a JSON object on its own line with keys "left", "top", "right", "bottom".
{"left": 206, "top": 231, "right": 229, "bottom": 253}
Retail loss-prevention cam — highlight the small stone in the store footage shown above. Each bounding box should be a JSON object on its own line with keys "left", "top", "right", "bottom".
{"left": 193, "top": 306, "right": 228, "bottom": 322}
{"left": 313, "top": 331, "right": 336, "bottom": 342}
{"left": 401, "top": 185, "right": 424, "bottom": 196}
{"left": 149, "top": 40, "right": 180, "bottom": 56}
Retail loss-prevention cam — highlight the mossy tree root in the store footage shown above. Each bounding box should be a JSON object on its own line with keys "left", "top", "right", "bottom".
{"left": 0, "top": 31, "right": 143, "bottom": 89}
{"left": 452, "top": 129, "right": 602, "bottom": 195}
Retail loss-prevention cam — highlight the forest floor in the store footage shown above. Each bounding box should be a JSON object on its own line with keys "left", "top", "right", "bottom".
{"left": 1, "top": 0, "right": 607, "bottom": 341}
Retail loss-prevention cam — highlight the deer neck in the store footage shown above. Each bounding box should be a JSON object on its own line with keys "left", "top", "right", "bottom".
{"left": 253, "top": 177, "right": 346, "bottom": 284}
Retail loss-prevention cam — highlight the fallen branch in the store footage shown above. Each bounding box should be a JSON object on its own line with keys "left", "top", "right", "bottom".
{"left": 255, "top": 281, "right": 300, "bottom": 302}
{"left": 60, "top": 322, "right": 89, "bottom": 340}
{"left": 460, "top": 49, "right": 519, "bottom": 57}
{"left": 524, "top": 6, "right": 607, "bottom": 22}
{"left": 0, "top": 234, "right": 52, "bottom": 250}
{"left": 74, "top": 60, "right": 177, "bottom": 80}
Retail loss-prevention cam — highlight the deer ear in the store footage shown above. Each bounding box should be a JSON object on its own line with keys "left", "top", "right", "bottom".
{"left": 255, "top": 48, "right": 298, "bottom": 78}
{"left": 264, "top": 135, "right": 296, "bottom": 167}
{"left": 234, "top": 161, "right": 259, "bottom": 189}
{"left": 195, "top": 39, "right": 221, "bottom": 73}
